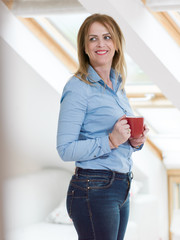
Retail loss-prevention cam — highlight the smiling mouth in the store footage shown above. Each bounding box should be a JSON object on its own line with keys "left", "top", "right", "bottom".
{"left": 95, "top": 50, "right": 108, "bottom": 55}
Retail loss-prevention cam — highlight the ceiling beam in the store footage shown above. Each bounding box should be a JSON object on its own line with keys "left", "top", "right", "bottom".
{"left": 2, "top": 0, "right": 13, "bottom": 9}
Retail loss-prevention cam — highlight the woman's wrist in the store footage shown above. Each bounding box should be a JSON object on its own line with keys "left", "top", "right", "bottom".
{"left": 109, "top": 139, "right": 115, "bottom": 149}
{"left": 109, "top": 133, "right": 118, "bottom": 149}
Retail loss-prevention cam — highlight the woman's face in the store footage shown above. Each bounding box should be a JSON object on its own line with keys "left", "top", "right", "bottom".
{"left": 85, "top": 21, "right": 116, "bottom": 69}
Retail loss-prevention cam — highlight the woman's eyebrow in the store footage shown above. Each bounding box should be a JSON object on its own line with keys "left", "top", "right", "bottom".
{"left": 88, "top": 33, "right": 110, "bottom": 37}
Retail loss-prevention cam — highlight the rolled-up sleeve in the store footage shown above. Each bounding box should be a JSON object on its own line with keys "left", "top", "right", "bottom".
{"left": 56, "top": 84, "right": 111, "bottom": 162}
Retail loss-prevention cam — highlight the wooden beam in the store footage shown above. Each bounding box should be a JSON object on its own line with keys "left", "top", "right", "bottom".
{"left": 2, "top": 0, "right": 13, "bottom": 9}
{"left": 129, "top": 97, "right": 173, "bottom": 108}
{"left": 38, "top": 18, "right": 77, "bottom": 58}
{"left": 152, "top": 12, "right": 180, "bottom": 46}
{"left": 172, "top": 11, "right": 180, "bottom": 23}
{"left": 167, "top": 169, "right": 180, "bottom": 176}
{"left": 126, "top": 85, "right": 174, "bottom": 108}
{"left": 18, "top": 17, "right": 78, "bottom": 73}
{"left": 126, "top": 85, "right": 163, "bottom": 96}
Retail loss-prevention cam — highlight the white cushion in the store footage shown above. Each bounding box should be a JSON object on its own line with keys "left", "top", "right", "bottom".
{"left": 130, "top": 194, "right": 159, "bottom": 240}
{"left": 5, "top": 222, "right": 77, "bottom": 240}
{"left": 124, "top": 221, "right": 138, "bottom": 240}
{"left": 130, "top": 180, "right": 143, "bottom": 197}
{"left": 46, "top": 197, "right": 72, "bottom": 225}
{"left": 3, "top": 168, "right": 72, "bottom": 232}
{"left": 5, "top": 221, "right": 138, "bottom": 240}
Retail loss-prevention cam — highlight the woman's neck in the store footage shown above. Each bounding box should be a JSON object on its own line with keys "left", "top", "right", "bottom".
{"left": 92, "top": 64, "right": 111, "bottom": 85}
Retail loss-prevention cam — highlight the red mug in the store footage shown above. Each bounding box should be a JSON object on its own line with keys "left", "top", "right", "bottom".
{"left": 126, "top": 116, "right": 144, "bottom": 138}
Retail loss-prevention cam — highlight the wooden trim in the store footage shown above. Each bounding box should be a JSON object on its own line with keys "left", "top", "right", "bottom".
{"left": 167, "top": 174, "right": 180, "bottom": 240}
{"left": 39, "top": 18, "right": 77, "bottom": 58}
{"left": 142, "top": 0, "right": 180, "bottom": 46}
{"left": 152, "top": 12, "right": 180, "bottom": 46}
{"left": 146, "top": 137, "right": 163, "bottom": 160}
{"left": 167, "top": 169, "right": 180, "bottom": 176}
{"left": 127, "top": 93, "right": 162, "bottom": 98}
{"left": 172, "top": 12, "right": 180, "bottom": 23}
{"left": 18, "top": 18, "right": 78, "bottom": 73}
{"left": 126, "top": 85, "right": 174, "bottom": 108}
{"left": 168, "top": 175, "right": 173, "bottom": 240}
{"left": 2, "top": 0, "right": 13, "bottom": 9}
{"left": 129, "top": 97, "right": 173, "bottom": 108}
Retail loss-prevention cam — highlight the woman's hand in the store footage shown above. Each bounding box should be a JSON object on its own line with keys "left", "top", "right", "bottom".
{"left": 129, "top": 124, "right": 149, "bottom": 148}
{"left": 109, "top": 115, "right": 131, "bottom": 148}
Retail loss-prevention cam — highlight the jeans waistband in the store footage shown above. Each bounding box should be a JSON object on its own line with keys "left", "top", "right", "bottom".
{"left": 75, "top": 167, "right": 133, "bottom": 180}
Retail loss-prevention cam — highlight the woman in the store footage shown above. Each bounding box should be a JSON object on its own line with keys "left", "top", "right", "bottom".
{"left": 57, "top": 13, "right": 149, "bottom": 240}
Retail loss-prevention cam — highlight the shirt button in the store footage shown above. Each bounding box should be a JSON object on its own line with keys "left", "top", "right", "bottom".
{"left": 94, "top": 155, "right": 96, "bottom": 158}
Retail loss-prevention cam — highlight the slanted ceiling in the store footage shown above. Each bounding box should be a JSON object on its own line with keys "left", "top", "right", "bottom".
{"left": 6, "top": 0, "right": 86, "bottom": 16}
{"left": 78, "top": 0, "right": 180, "bottom": 110}
{"left": 2, "top": 0, "right": 180, "bottom": 111}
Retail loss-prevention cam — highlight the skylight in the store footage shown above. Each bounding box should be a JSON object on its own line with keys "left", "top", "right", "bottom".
{"left": 168, "top": 11, "right": 180, "bottom": 28}
{"left": 35, "top": 14, "right": 153, "bottom": 86}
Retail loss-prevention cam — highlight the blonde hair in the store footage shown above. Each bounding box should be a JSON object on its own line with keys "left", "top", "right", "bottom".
{"left": 75, "top": 13, "right": 127, "bottom": 89}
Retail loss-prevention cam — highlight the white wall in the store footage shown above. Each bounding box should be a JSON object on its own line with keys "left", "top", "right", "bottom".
{"left": 1, "top": 37, "right": 74, "bottom": 178}
{"left": 132, "top": 144, "right": 169, "bottom": 240}
{"left": 0, "top": 78, "right": 5, "bottom": 240}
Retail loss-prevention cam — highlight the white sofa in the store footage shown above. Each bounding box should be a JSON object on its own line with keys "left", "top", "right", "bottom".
{"left": 3, "top": 168, "right": 159, "bottom": 240}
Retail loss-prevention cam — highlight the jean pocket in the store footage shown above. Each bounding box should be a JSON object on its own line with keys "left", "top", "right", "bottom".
{"left": 71, "top": 174, "right": 113, "bottom": 190}
{"left": 66, "top": 187, "right": 74, "bottom": 218}
{"left": 86, "top": 175, "right": 113, "bottom": 189}
{"left": 66, "top": 182, "right": 87, "bottom": 218}
{"left": 71, "top": 175, "right": 88, "bottom": 191}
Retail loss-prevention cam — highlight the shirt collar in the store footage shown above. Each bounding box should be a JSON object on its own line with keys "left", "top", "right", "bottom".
{"left": 87, "top": 64, "right": 122, "bottom": 86}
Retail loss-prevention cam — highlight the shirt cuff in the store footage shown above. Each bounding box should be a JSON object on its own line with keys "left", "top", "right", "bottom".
{"left": 99, "top": 135, "right": 112, "bottom": 154}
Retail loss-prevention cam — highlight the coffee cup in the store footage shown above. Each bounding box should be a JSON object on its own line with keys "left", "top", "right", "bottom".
{"left": 126, "top": 116, "right": 144, "bottom": 138}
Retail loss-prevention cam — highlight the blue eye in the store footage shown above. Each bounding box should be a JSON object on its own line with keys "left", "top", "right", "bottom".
{"left": 89, "top": 37, "right": 97, "bottom": 41}
{"left": 104, "top": 35, "right": 111, "bottom": 40}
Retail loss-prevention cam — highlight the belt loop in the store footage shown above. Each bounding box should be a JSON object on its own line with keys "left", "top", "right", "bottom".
{"left": 110, "top": 171, "right": 115, "bottom": 184}
{"left": 129, "top": 171, "right": 133, "bottom": 180}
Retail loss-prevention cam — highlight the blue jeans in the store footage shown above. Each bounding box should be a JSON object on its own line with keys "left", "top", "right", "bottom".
{"left": 66, "top": 167, "right": 133, "bottom": 240}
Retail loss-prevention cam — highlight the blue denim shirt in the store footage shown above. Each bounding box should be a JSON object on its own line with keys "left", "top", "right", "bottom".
{"left": 57, "top": 65, "right": 141, "bottom": 173}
